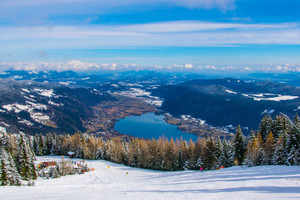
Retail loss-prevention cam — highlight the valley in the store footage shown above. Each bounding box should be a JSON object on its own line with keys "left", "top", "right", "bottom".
{"left": 83, "top": 95, "right": 156, "bottom": 138}
{"left": 1, "top": 70, "right": 300, "bottom": 138}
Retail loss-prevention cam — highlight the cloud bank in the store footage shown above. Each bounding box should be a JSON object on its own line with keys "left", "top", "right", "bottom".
{"left": 1, "top": 61, "right": 300, "bottom": 73}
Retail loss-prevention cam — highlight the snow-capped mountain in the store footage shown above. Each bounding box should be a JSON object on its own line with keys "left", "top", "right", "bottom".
{"left": 0, "top": 79, "right": 114, "bottom": 134}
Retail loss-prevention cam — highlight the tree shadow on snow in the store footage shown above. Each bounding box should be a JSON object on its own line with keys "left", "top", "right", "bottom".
{"left": 127, "top": 186, "right": 300, "bottom": 194}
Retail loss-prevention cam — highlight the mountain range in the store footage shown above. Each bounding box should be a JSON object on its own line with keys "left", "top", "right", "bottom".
{"left": 151, "top": 78, "right": 300, "bottom": 132}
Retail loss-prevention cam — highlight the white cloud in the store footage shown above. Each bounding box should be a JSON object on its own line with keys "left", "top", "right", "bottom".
{"left": 1, "top": 21, "right": 299, "bottom": 51}
{"left": 1, "top": 0, "right": 235, "bottom": 11}
{"left": 206, "top": 65, "right": 216, "bottom": 69}
{"left": 118, "top": 21, "right": 291, "bottom": 33}
{"left": 184, "top": 64, "right": 193, "bottom": 69}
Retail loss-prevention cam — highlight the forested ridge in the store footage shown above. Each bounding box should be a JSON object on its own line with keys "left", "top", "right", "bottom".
{"left": 0, "top": 114, "right": 299, "bottom": 186}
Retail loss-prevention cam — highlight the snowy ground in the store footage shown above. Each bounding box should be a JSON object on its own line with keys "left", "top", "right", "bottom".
{"left": 1, "top": 156, "right": 300, "bottom": 200}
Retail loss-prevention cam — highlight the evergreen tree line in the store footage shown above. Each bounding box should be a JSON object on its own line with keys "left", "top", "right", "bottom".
{"left": 28, "top": 114, "right": 300, "bottom": 171}
{"left": 0, "top": 132, "right": 37, "bottom": 186}
{"left": 243, "top": 114, "right": 300, "bottom": 166}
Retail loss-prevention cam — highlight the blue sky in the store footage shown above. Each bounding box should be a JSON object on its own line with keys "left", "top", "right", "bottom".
{"left": 0, "top": 0, "right": 300, "bottom": 71}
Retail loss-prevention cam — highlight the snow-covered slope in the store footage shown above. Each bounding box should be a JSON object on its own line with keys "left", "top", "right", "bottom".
{"left": 1, "top": 156, "right": 299, "bottom": 200}
{"left": 0, "top": 79, "right": 114, "bottom": 134}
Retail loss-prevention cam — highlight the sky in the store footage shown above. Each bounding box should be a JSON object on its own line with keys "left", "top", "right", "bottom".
{"left": 0, "top": 0, "right": 300, "bottom": 72}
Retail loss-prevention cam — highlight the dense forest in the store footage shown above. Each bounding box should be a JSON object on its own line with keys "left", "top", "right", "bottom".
{"left": 0, "top": 114, "right": 299, "bottom": 186}
{"left": 0, "top": 133, "right": 37, "bottom": 186}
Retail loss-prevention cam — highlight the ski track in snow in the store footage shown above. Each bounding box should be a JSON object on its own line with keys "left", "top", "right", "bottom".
{"left": 1, "top": 156, "right": 300, "bottom": 200}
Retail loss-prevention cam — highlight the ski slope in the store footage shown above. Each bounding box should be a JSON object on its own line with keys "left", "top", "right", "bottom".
{"left": 1, "top": 156, "right": 300, "bottom": 200}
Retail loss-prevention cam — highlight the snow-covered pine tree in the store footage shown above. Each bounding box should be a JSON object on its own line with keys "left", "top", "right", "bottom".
{"left": 176, "top": 149, "right": 185, "bottom": 170}
{"left": 32, "top": 135, "right": 39, "bottom": 155}
{"left": 271, "top": 115, "right": 284, "bottom": 139}
{"left": 17, "top": 134, "right": 37, "bottom": 181}
{"left": 0, "top": 148, "right": 9, "bottom": 186}
{"left": 0, "top": 148, "right": 21, "bottom": 186}
{"left": 38, "top": 134, "right": 45, "bottom": 156}
{"left": 221, "top": 140, "right": 234, "bottom": 167}
{"left": 293, "top": 113, "right": 300, "bottom": 126}
{"left": 45, "top": 134, "right": 54, "bottom": 155}
{"left": 286, "top": 126, "right": 300, "bottom": 165}
{"left": 233, "top": 125, "right": 246, "bottom": 165}
{"left": 54, "top": 135, "right": 62, "bottom": 155}
{"left": 0, "top": 130, "right": 8, "bottom": 149}
{"left": 272, "top": 134, "right": 287, "bottom": 165}
{"left": 215, "top": 137, "right": 223, "bottom": 167}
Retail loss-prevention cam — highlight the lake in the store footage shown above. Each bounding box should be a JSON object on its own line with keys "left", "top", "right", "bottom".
{"left": 114, "top": 112, "right": 198, "bottom": 141}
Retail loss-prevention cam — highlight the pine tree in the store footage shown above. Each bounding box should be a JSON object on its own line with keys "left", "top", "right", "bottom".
{"left": 259, "top": 115, "right": 273, "bottom": 142}
{"left": 6, "top": 133, "right": 18, "bottom": 159}
{"left": 272, "top": 134, "right": 287, "bottom": 165}
{"left": 6, "top": 150, "right": 22, "bottom": 186}
{"left": 215, "top": 137, "right": 222, "bottom": 167}
{"left": 17, "top": 134, "right": 37, "bottom": 181}
{"left": 38, "top": 134, "right": 45, "bottom": 156}
{"left": 272, "top": 115, "right": 284, "bottom": 139}
{"left": 0, "top": 131, "right": 8, "bottom": 149}
{"left": 0, "top": 148, "right": 21, "bottom": 186}
{"left": 286, "top": 126, "right": 300, "bottom": 165}
{"left": 294, "top": 113, "right": 300, "bottom": 126}
{"left": 220, "top": 140, "right": 234, "bottom": 167}
{"left": 264, "top": 132, "right": 275, "bottom": 165}
{"left": 32, "top": 135, "right": 39, "bottom": 155}
{"left": 45, "top": 134, "right": 53, "bottom": 155}
{"left": 0, "top": 148, "right": 10, "bottom": 185}
{"left": 233, "top": 125, "right": 246, "bottom": 165}
{"left": 249, "top": 130, "right": 256, "bottom": 144}
{"left": 176, "top": 149, "right": 185, "bottom": 170}
{"left": 205, "top": 137, "right": 218, "bottom": 169}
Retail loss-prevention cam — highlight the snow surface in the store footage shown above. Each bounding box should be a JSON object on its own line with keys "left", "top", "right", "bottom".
{"left": 261, "top": 109, "right": 275, "bottom": 115}
{"left": 1, "top": 156, "right": 299, "bottom": 200}
{"left": 242, "top": 93, "right": 298, "bottom": 101}
{"left": 225, "top": 89, "right": 237, "bottom": 94}
{"left": 48, "top": 100, "right": 62, "bottom": 107}
{"left": 34, "top": 89, "right": 55, "bottom": 97}
{"left": 21, "top": 88, "right": 30, "bottom": 93}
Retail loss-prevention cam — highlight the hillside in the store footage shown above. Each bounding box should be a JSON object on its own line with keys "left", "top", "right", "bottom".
{"left": 0, "top": 79, "right": 114, "bottom": 134}
{"left": 0, "top": 156, "right": 299, "bottom": 200}
{"left": 151, "top": 78, "right": 300, "bottom": 132}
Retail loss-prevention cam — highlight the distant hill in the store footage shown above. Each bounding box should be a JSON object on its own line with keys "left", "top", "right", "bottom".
{"left": 0, "top": 79, "right": 114, "bottom": 134}
{"left": 151, "top": 78, "right": 300, "bottom": 132}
